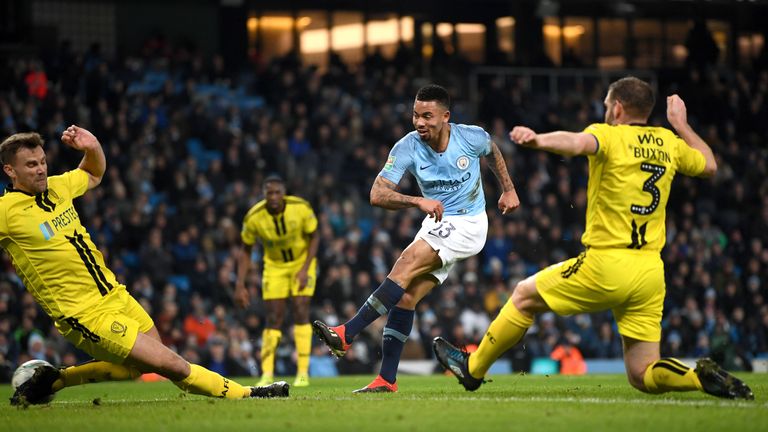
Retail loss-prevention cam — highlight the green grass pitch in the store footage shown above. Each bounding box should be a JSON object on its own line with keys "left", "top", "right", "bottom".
{"left": 2, "top": 373, "right": 766, "bottom": 431}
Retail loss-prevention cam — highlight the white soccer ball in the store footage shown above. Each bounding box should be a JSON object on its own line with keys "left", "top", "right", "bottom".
{"left": 12, "top": 359, "right": 54, "bottom": 390}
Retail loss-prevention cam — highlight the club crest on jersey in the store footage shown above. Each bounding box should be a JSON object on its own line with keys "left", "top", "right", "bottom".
{"left": 111, "top": 321, "right": 127, "bottom": 337}
{"left": 48, "top": 188, "right": 60, "bottom": 203}
{"left": 456, "top": 155, "right": 469, "bottom": 170}
{"left": 39, "top": 222, "right": 55, "bottom": 240}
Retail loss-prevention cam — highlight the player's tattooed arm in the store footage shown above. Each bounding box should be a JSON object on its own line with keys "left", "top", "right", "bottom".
{"left": 486, "top": 142, "right": 516, "bottom": 192}
{"left": 371, "top": 176, "right": 445, "bottom": 220}
{"left": 486, "top": 141, "right": 521, "bottom": 215}
{"left": 370, "top": 176, "right": 421, "bottom": 209}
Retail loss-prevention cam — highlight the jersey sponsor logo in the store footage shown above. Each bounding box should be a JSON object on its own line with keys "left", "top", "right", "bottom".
{"left": 419, "top": 164, "right": 433, "bottom": 170}
{"left": 422, "top": 172, "right": 471, "bottom": 191}
{"left": 634, "top": 132, "right": 670, "bottom": 163}
{"left": 50, "top": 205, "right": 80, "bottom": 231}
{"left": 637, "top": 133, "right": 664, "bottom": 146}
{"left": 384, "top": 156, "right": 396, "bottom": 171}
{"left": 456, "top": 155, "right": 469, "bottom": 170}
{"left": 39, "top": 221, "right": 55, "bottom": 240}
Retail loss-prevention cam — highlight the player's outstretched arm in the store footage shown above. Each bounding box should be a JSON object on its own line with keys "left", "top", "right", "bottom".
{"left": 485, "top": 142, "right": 520, "bottom": 215}
{"left": 370, "top": 175, "right": 444, "bottom": 221}
{"left": 61, "top": 125, "right": 105, "bottom": 190}
{"left": 666, "top": 94, "right": 717, "bottom": 178}
{"left": 510, "top": 126, "right": 596, "bottom": 157}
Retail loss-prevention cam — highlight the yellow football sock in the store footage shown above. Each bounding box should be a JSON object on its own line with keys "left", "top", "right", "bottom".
{"left": 52, "top": 361, "right": 142, "bottom": 392}
{"left": 469, "top": 299, "right": 533, "bottom": 379}
{"left": 643, "top": 358, "right": 702, "bottom": 393}
{"left": 261, "top": 328, "right": 282, "bottom": 377}
{"left": 294, "top": 324, "right": 312, "bottom": 376}
{"left": 173, "top": 364, "right": 251, "bottom": 399}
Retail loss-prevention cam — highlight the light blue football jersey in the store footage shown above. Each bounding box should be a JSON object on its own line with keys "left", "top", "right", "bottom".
{"left": 378, "top": 123, "right": 492, "bottom": 216}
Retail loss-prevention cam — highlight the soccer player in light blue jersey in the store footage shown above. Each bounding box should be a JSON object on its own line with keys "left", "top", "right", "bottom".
{"left": 313, "top": 84, "right": 520, "bottom": 392}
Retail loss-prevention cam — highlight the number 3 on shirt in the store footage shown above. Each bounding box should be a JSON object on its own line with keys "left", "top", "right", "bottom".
{"left": 628, "top": 162, "right": 666, "bottom": 249}
{"left": 631, "top": 162, "right": 666, "bottom": 216}
{"left": 428, "top": 222, "right": 456, "bottom": 239}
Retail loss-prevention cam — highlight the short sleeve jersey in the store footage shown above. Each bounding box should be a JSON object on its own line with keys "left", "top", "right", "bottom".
{"left": 240, "top": 196, "right": 318, "bottom": 267}
{"left": 378, "top": 123, "right": 492, "bottom": 216}
{"left": 0, "top": 169, "right": 120, "bottom": 319}
{"left": 581, "top": 123, "right": 706, "bottom": 251}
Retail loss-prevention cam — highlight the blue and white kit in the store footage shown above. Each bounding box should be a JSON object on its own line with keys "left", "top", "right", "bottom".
{"left": 379, "top": 123, "right": 492, "bottom": 282}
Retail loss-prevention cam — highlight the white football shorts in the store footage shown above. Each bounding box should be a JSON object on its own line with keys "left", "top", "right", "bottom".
{"left": 415, "top": 212, "right": 488, "bottom": 283}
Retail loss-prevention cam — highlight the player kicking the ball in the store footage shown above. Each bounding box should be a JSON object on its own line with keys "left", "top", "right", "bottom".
{"left": 313, "top": 84, "right": 520, "bottom": 393}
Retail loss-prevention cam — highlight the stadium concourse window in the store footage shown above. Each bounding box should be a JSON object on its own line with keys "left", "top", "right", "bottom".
{"left": 633, "top": 19, "right": 664, "bottom": 69}
{"left": 246, "top": 12, "right": 296, "bottom": 63}
{"left": 496, "top": 16, "right": 515, "bottom": 62}
{"left": 435, "top": 22, "right": 486, "bottom": 64}
{"left": 298, "top": 11, "right": 329, "bottom": 68}
{"left": 665, "top": 20, "right": 692, "bottom": 68}
{"left": 598, "top": 19, "right": 627, "bottom": 69}
{"left": 331, "top": 12, "right": 365, "bottom": 66}
{"left": 543, "top": 17, "right": 594, "bottom": 67}
{"left": 706, "top": 20, "right": 730, "bottom": 64}
{"left": 738, "top": 32, "right": 765, "bottom": 68}
{"left": 295, "top": 12, "right": 415, "bottom": 69}
{"left": 366, "top": 14, "right": 415, "bottom": 59}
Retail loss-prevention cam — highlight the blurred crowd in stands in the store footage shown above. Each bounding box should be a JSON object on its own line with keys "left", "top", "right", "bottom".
{"left": 1, "top": 34, "right": 767, "bottom": 382}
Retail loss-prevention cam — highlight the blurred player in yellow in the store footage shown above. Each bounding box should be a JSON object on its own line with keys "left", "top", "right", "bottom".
{"left": 434, "top": 77, "right": 753, "bottom": 400}
{"left": 2, "top": 127, "right": 289, "bottom": 406}
{"left": 235, "top": 175, "right": 319, "bottom": 387}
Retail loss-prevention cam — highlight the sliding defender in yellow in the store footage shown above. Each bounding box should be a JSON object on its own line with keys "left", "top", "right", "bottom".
{"left": 434, "top": 77, "right": 753, "bottom": 400}
{"left": 1, "top": 127, "right": 289, "bottom": 405}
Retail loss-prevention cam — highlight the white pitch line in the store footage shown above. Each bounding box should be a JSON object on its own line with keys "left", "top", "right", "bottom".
{"left": 48, "top": 395, "right": 766, "bottom": 409}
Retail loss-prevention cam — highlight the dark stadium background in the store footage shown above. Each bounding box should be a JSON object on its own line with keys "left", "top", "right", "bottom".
{"left": 1, "top": 0, "right": 767, "bottom": 381}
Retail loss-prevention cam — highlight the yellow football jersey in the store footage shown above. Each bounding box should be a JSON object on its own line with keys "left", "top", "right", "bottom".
{"left": 241, "top": 195, "right": 318, "bottom": 267}
{"left": 0, "top": 169, "right": 120, "bottom": 319}
{"left": 581, "top": 123, "right": 706, "bottom": 252}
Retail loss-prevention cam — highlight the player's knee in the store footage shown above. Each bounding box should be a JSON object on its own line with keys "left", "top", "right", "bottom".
{"left": 292, "top": 306, "right": 310, "bottom": 324}
{"left": 511, "top": 284, "right": 532, "bottom": 314}
{"left": 266, "top": 312, "right": 284, "bottom": 328}
{"left": 625, "top": 363, "right": 651, "bottom": 392}
{"left": 627, "top": 371, "right": 647, "bottom": 392}
{"left": 397, "top": 292, "right": 418, "bottom": 309}
{"left": 387, "top": 270, "right": 412, "bottom": 289}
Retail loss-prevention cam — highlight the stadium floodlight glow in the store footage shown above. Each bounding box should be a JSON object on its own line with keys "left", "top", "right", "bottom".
{"left": 301, "top": 17, "right": 414, "bottom": 54}
{"left": 543, "top": 24, "right": 585, "bottom": 38}
{"left": 496, "top": 16, "right": 516, "bottom": 28}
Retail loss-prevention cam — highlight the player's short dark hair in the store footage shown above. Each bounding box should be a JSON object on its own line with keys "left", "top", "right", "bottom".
{"left": 263, "top": 174, "right": 285, "bottom": 189}
{"left": 608, "top": 77, "right": 655, "bottom": 119}
{"left": 0, "top": 132, "right": 44, "bottom": 165}
{"left": 416, "top": 84, "right": 451, "bottom": 110}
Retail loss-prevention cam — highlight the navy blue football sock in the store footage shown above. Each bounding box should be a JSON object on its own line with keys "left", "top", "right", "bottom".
{"left": 344, "top": 278, "right": 405, "bottom": 343}
{"left": 379, "top": 307, "right": 414, "bottom": 384}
